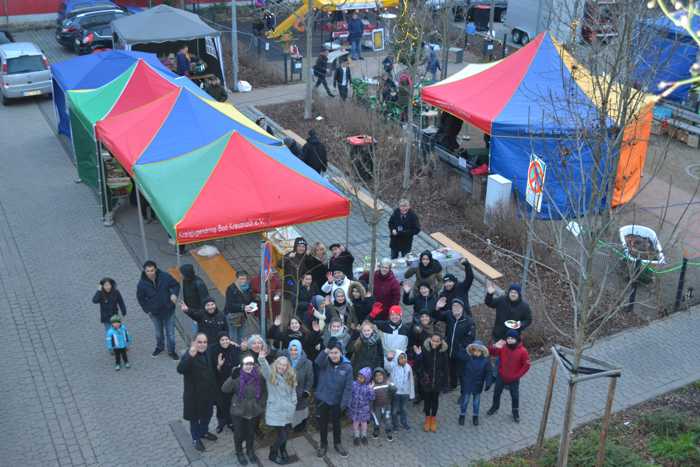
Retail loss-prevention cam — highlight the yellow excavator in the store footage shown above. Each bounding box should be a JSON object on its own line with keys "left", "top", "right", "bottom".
{"left": 266, "top": 0, "right": 399, "bottom": 39}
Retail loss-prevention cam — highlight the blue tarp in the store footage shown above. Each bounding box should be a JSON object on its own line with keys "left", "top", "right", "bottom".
{"left": 633, "top": 13, "right": 700, "bottom": 102}
{"left": 51, "top": 51, "right": 210, "bottom": 138}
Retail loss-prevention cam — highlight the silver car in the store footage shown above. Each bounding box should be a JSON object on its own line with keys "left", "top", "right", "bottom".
{"left": 0, "top": 42, "right": 52, "bottom": 105}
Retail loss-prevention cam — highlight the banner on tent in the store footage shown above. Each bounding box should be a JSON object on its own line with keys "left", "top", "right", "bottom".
{"left": 205, "top": 37, "right": 217, "bottom": 59}
{"left": 526, "top": 154, "right": 546, "bottom": 213}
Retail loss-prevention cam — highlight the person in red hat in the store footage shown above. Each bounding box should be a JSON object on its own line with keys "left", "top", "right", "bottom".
{"left": 375, "top": 305, "right": 412, "bottom": 358}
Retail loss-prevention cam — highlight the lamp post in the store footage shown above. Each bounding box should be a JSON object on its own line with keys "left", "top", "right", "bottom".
{"left": 231, "top": 0, "right": 239, "bottom": 91}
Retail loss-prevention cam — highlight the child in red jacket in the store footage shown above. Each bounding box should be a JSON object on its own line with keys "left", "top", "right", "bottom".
{"left": 486, "top": 329, "right": 530, "bottom": 423}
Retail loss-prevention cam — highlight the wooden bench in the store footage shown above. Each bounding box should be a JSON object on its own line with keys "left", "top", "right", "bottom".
{"left": 431, "top": 231, "right": 503, "bottom": 281}
{"left": 188, "top": 250, "right": 237, "bottom": 296}
{"left": 284, "top": 129, "right": 306, "bottom": 148}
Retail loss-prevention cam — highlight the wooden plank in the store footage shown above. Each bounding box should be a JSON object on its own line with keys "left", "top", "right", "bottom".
{"left": 331, "top": 176, "right": 388, "bottom": 211}
{"left": 189, "top": 250, "right": 237, "bottom": 296}
{"left": 430, "top": 231, "right": 503, "bottom": 280}
{"left": 168, "top": 267, "right": 182, "bottom": 283}
{"left": 284, "top": 129, "right": 306, "bottom": 147}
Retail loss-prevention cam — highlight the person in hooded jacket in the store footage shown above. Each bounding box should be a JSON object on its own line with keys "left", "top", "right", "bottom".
{"left": 302, "top": 129, "right": 329, "bottom": 174}
{"left": 385, "top": 349, "right": 415, "bottom": 430}
{"left": 414, "top": 333, "right": 449, "bottom": 433}
{"left": 436, "top": 258, "right": 475, "bottom": 316}
{"left": 281, "top": 339, "right": 314, "bottom": 432}
{"left": 455, "top": 340, "right": 493, "bottom": 426}
{"left": 388, "top": 199, "right": 421, "bottom": 259}
{"left": 351, "top": 321, "right": 384, "bottom": 376}
{"left": 211, "top": 332, "right": 241, "bottom": 433}
{"left": 181, "top": 298, "right": 228, "bottom": 349}
{"left": 325, "top": 288, "right": 358, "bottom": 330}
{"left": 224, "top": 271, "right": 256, "bottom": 344}
{"left": 404, "top": 250, "right": 443, "bottom": 294}
{"left": 409, "top": 312, "right": 445, "bottom": 405}
{"left": 436, "top": 297, "right": 476, "bottom": 391}
{"left": 485, "top": 282, "right": 533, "bottom": 342}
{"left": 180, "top": 264, "right": 209, "bottom": 335}
{"left": 349, "top": 367, "right": 374, "bottom": 446}
{"left": 177, "top": 333, "right": 220, "bottom": 452}
{"left": 402, "top": 281, "right": 437, "bottom": 323}
{"left": 487, "top": 330, "right": 531, "bottom": 423}
{"left": 137, "top": 260, "right": 180, "bottom": 359}
{"left": 221, "top": 353, "right": 266, "bottom": 465}
{"left": 93, "top": 277, "right": 126, "bottom": 333}
{"left": 368, "top": 259, "right": 401, "bottom": 321}
{"left": 349, "top": 282, "right": 375, "bottom": 323}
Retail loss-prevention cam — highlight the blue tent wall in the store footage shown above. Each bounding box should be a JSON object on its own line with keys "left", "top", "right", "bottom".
{"left": 490, "top": 135, "right": 610, "bottom": 220}
{"left": 633, "top": 14, "right": 700, "bottom": 102}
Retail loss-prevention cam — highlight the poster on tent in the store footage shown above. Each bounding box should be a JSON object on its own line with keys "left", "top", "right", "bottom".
{"left": 205, "top": 37, "right": 217, "bottom": 59}
{"left": 525, "top": 153, "right": 546, "bottom": 213}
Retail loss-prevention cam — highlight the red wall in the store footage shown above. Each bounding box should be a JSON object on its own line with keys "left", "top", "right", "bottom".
{"left": 0, "top": 1, "right": 221, "bottom": 16}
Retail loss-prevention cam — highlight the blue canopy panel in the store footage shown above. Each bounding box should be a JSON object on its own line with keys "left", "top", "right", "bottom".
{"left": 51, "top": 51, "right": 174, "bottom": 137}
{"left": 135, "top": 89, "right": 280, "bottom": 166}
{"left": 490, "top": 135, "right": 610, "bottom": 220}
{"left": 492, "top": 35, "right": 609, "bottom": 137}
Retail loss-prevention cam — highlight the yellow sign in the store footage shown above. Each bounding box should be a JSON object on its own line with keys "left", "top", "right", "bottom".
{"left": 372, "top": 28, "right": 385, "bottom": 52}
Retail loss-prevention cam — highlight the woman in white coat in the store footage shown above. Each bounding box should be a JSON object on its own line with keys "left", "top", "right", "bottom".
{"left": 258, "top": 351, "right": 297, "bottom": 465}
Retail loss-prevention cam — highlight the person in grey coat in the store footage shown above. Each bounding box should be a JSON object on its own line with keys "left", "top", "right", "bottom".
{"left": 221, "top": 353, "right": 266, "bottom": 465}
{"left": 281, "top": 339, "right": 314, "bottom": 432}
{"left": 259, "top": 351, "right": 297, "bottom": 465}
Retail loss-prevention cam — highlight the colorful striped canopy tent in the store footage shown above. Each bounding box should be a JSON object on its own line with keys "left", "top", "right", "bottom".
{"left": 67, "top": 59, "right": 275, "bottom": 189}
{"left": 50, "top": 50, "right": 207, "bottom": 138}
{"left": 421, "top": 32, "right": 654, "bottom": 219}
{"left": 128, "top": 131, "right": 350, "bottom": 244}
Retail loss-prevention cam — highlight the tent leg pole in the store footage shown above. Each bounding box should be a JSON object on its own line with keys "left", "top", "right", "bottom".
{"left": 345, "top": 212, "right": 350, "bottom": 247}
{"left": 259, "top": 240, "right": 267, "bottom": 341}
{"left": 134, "top": 184, "right": 149, "bottom": 261}
{"left": 97, "top": 140, "right": 112, "bottom": 227}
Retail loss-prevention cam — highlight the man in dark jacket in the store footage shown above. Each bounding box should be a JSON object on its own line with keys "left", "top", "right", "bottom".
{"left": 137, "top": 260, "right": 180, "bottom": 359}
{"left": 388, "top": 199, "right": 421, "bottom": 258}
{"left": 328, "top": 243, "right": 354, "bottom": 280}
{"left": 347, "top": 12, "right": 364, "bottom": 60}
{"left": 292, "top": 272, "right": 318, "bottom": 324}
{"left": 182, "top": 298, "right": 228, "bottom": 348}
{"left": 224, "top": 270, "right": 256, "bottom": 344}
{"left": 278, "top": 237, "right": 315, "bottom": 302}
{"left": 333, "top": 60, "right": 352, "bottom": 101}
{"left": 315, "top": 340, "right": 353, "bottom": 458}
{"left": 437, "top": 297, "right": 475, "bottom": 390}
{"left": 436, "top": 258, "right": 475, "bottom": 315}
{"left": 485, "top": 282, "right": 533, "bottom": 342}
{"left": 302, "top": 129, "right": 328, "bottom": 175}
{"left": 180, "top": 264, "right": 209, "bottom": 335}
{"left": 177, "top": 333, "right": 220, "bottom": 451}
{"left": 313, "top": 48, "right": 335, "bottom": 97}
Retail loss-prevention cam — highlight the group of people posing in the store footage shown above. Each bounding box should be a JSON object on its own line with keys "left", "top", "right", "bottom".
{"left": 92, "top": 201, "right": 533, "bottom": 464}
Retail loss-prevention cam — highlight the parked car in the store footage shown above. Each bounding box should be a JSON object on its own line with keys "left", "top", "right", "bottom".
{"left": 0, "top": 42, "right": 52, "bottom": 105}
{"left": 425, "top": 0, "right": 507, "bottom": 23}
{"left": 56, "top": 0, "right": 120, "bottom": 26}
{"left": 0, "top": 30, "right": 14, "bottom": 44}
{"left": 56, "top": 8, "right": 128, "bottom": 54}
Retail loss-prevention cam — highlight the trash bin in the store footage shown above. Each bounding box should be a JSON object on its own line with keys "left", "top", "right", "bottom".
{"left": 291, "top": 57, "right": 303, "bottom": 81}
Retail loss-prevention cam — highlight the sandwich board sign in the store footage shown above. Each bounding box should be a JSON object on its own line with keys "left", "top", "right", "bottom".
{"left": 525, "top": 154, "right": 546, "bottom": 212}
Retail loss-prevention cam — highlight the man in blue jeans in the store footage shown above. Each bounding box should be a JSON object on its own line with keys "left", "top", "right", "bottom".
{"left": 347, "top": 12, "right": 364, "bottom": 60}
{"left": 137, "top": 260, "right": 181, "bottom": 359}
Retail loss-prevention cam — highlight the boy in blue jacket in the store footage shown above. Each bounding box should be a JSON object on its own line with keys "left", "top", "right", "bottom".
{"left": 106, "top": 315, "right": 131, "bottom": 371}
{"left": 455, "top": 340, "right": 492, "bottom": 426}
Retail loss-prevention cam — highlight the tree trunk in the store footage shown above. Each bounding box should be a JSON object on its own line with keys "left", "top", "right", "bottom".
{"left": 303, "top": 0, "right": 313, "bottom": 120}
{"left": 368, "top": 216, "right": 378, "bottom": 293}
{"left": 557, "top": 345, "right": 584, "bottom": 466}
{"left": 402, "top": 105, "right": 413, "bottom": 189}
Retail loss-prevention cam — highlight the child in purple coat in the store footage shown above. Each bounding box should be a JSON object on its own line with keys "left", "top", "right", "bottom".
{"left": 349, "top": 367, "right": 375, "bottom": 446}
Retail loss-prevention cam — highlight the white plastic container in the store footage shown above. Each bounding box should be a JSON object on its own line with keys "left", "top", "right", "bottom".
{"left": 619, "top": 224, "right": 665, "bottom": 265}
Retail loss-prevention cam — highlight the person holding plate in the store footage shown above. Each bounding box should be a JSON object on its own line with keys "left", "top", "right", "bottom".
{"left": 485, "top": 282, "right": 533, "bottom": 342}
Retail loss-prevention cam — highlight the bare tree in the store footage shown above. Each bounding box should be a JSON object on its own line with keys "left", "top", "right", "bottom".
{"left": 502, "top": 2, "right": 700, "bottom": 466}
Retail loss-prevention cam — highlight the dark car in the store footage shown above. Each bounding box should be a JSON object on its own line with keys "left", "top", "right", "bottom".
{"left": 56, "top": 0, "right": 119, "bottom": 26}
{"left": 0, "top": 30, "right": 14, "bottom": 45}
{"left": 56, "top": 9, "right": 127, "bottom": 54}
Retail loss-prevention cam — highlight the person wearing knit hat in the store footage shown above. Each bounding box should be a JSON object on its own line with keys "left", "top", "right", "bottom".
{"left": 486, "top": 330, "right": 531, "bottom": 423}
{"left": 221, "top": 352, "right": 266, "bottom": 464}
{"left": 436, "top": 295, "right": 476, "bottom": 391}
{"left": 436, "top": 258, "right": 475, "bottom": 317}
{"left": 181, "top": 298, "right": 228, "bottom": 349}
{"left": 278, "top": 237, "right": 314, "bottom": 315}
{"left": 455, "top": 340, "right": 492, "bottom": 426}
{"left": 105, "top": 314, "right": 131, "bottom": 371}
{"left": 375, "top": 305, "right": 412, "bottom": 359}
{"left": 315, "top": 336, "right": 353, "bottom": 458}
{"left": 402, "top": 280, "right": 437, "bottom": 325}
{"left": 485, "top": 281, "right": 533, "bottom": 342}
